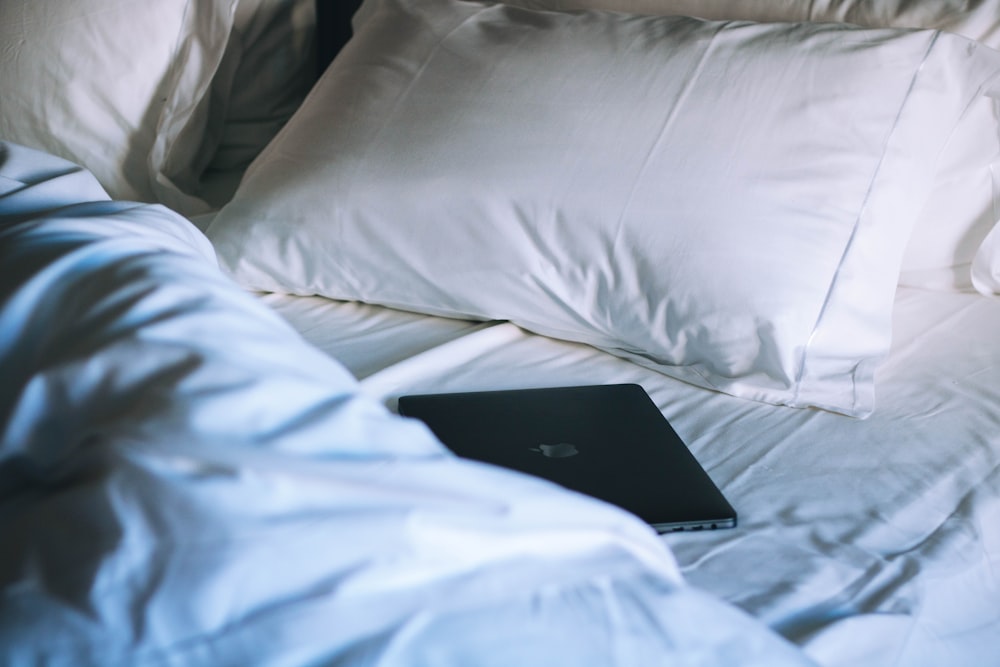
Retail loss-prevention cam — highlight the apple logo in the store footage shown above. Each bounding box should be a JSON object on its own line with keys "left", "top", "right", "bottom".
{"left": 529, "top": 442, "right": 579, "bottom": 458}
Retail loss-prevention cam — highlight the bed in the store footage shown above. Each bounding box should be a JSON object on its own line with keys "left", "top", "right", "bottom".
{"left": 2, "top": 0, "right": 1000, "bottom": 665}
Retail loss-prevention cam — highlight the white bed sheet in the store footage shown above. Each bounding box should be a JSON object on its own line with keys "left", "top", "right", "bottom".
{"left": 265, "top": 285, "right": 1000, "bottom": 667}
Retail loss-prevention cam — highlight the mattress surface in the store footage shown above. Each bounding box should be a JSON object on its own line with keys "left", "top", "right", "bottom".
{"left": 265, "top": 286, "right": 1000, "bottom": 667}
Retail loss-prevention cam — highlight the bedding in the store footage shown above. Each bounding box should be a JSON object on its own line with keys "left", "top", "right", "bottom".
{"left": 207, "top": 0, "right": 1000, "bottom": 416}
{"left": 201, "top": 0, "right": 319, "bottom": 207}
{"left": 269, "top": 263, "right": 1000, "bottom": 667}
{"left": 0, "top": 0, "right": 236, "bottom": 214}
{"left": 4, "top": 0, "right": 1000, "bottom": 665}
{"left": 0, "top": 142, "right": 814, "bottom": 666}
{"left": 974, "top": 220, "right": 1000, "bottom": 293}
{"left": 472, "top": 0, "right": 1000, "bottom": 292}
{"left": 0, "top": 0, "right": 318, "bottom": 217}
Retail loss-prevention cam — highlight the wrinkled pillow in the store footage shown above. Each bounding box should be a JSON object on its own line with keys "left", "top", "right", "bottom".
{"left": 428, "top": 0, "right": 1000, "bottom": 291}
{"left": 0, "top": 0, "right": 240, "bottom": 215}
{"left": 208, "top": 0, "right": 1000, "bottom": 416}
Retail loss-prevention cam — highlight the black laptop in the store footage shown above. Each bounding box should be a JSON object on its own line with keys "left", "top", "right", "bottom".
{"left": 397, "top": 383, "right": 736, "bottom": 533}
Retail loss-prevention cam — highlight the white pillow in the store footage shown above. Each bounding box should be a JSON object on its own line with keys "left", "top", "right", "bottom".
{"left": 0, "top": 0, "right": 237, "bottom": 214}
{"left": 498, "top": 0, "right": 1000, "bottom": 34}
{"left": 207, "top": 0, "right": 1000, "bottom": 416}
{"left": 440, "top": 0, "right": 1000, "bottom": 292}
{"left": 973, "top": 221, "right": 1000, "bottom": 294}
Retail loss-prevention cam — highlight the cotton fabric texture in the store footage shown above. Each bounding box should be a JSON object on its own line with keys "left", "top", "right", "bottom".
{"left": 0, "top": 0, "right": 239, "bottom": 213}
{"left": 0, "top": 141, "right": 816, "bottom": 667}
{"left": 483, "top": 0, "right": 1000, "bottom": 291}
{"left": 208, "top": 0, "right": 1000, "bottom": 416}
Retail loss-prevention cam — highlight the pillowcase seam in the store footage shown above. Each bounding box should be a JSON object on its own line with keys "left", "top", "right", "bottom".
{"left": 791, "top": 30, "right": 941, "bottom": 411}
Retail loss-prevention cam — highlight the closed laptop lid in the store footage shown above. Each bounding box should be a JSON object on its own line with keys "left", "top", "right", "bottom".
{"left": 398, "top": 383, "right": 736, "bottom": 533}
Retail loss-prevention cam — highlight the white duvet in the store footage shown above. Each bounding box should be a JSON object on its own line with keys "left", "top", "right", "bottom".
{"left": 0, "top": 141, "right": 815, "bottom": 665}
